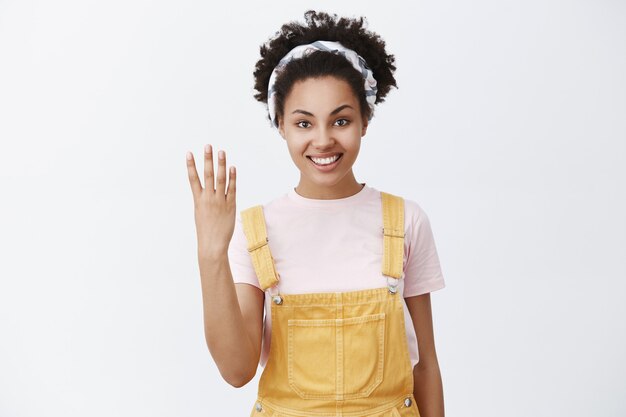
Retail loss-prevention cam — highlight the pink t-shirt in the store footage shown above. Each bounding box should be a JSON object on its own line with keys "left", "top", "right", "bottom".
{"left": 228, "top": 183, "right": 446, "bottom": 369}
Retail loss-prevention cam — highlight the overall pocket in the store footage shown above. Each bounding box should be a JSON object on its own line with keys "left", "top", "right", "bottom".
{"left": 287, "top": 312, "right": 386, "bottom": 400}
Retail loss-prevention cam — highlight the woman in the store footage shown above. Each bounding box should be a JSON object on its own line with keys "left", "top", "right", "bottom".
{"left": 186, "top": 10, "right": 446, "bottom": 417}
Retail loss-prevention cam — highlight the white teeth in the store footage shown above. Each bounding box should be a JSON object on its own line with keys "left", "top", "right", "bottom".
{"left": 310, "top": 154, "right": 340, "bottom": 165}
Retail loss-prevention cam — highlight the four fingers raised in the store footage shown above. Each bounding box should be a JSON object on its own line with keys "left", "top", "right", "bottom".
{"left": 186, "top": 145, "right": 236, "bottom": 200}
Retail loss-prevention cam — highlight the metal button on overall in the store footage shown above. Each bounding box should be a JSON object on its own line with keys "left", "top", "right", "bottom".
{"left": 241, "top": 191, "right": 421, "bottom": 416}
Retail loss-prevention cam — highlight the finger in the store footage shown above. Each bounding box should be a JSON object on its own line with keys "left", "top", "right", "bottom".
{"left": 216, "top": 149, "right": 227, "bottom": 196}
{"left": 186, "top": 151, "right": 203, "bottom": 198}
{"left": 226, "top": 165, "right": 236, "bottom": 202}
{"left": 204, "top": 144, "right": 215, "bottom": 193}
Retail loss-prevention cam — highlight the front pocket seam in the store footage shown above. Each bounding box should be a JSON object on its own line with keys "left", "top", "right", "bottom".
{"left": 287, "top": 312, "right": 386, "bottom": 327}
{"left": 287, "top": 313, "right": 386, "bottom": 400}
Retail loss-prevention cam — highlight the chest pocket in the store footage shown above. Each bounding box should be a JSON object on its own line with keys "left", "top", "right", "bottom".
{"left": 287, "top": 312, "right": 386, "bottom": 400}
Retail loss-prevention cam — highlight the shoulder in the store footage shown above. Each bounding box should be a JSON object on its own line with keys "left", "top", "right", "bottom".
{"left": 239, "top": 192, "right": 288, "bottom": 215}
{"left": 402, "top": 197, "right": 428, "bottom": 226}
{"left": 237, "top": 192, "right": 293, "bottom": 230}
{"left": 378, "top": 189, "right": 427, "bottom": 227}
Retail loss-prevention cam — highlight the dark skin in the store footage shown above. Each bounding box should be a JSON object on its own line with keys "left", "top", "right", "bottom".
{"left": 406, "top": 293, "right": 445, "bottom": 416}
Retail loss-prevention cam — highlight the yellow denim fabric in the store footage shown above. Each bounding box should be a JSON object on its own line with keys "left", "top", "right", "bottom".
{"left": 241, "top": 192, "right": 420, "bottom": 417}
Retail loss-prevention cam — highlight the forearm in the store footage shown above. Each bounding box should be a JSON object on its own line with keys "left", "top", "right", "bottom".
{"left": 413, "top": 361, "right": 445, "bottom": 417}
{"left": 198, "top": 250, "right": 257, "bottom": 387}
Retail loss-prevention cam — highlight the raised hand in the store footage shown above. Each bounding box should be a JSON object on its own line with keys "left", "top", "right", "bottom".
{"left": 186, "top": 144, "right": 236, "bottom": 257}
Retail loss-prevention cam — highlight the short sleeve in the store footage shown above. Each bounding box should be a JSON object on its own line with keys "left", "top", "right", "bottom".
{"left": 402, "top": 202, "right": 446, "bottom": 297}
{"left": 227, "top": 212, "right": 262, "bottom": 290}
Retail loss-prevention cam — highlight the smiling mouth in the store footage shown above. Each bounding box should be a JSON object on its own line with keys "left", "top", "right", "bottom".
{"left": 307, "top": 154, "right": 343, "bottom": 166}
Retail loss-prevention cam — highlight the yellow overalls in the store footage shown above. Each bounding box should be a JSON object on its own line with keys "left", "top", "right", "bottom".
{"left": 241, "top": 191, "right": 420, "bottom": 417}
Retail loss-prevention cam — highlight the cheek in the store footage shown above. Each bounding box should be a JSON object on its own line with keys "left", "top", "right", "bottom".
{"left": 345, "top": 137, "right": 362, "bottom": 153}
{"left": 285, "top": 136, "right": 306, "bottom": 151}
{"left": 286, "top": 143, "right": 306, "bottom": 162}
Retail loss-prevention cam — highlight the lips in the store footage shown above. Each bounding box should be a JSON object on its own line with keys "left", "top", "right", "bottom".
{"left": 306, "top": 153, "right": 344, "bottom": 173}
{"left": 307, "top": 152, "right": 343, "bottom": 158}
{"left": 307, "top": 153, "right": 343, "bottom": 165}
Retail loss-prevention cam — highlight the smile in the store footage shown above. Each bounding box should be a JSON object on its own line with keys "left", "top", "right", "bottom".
{"left": 308, "top": 154, "right": 342, "bottom": 165}
{"left": 306, "top": 153, "right": 343, "bottom": 171}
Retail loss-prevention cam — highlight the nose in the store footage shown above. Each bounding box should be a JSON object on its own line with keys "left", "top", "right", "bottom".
{"left": 311, "top": 125, "right": 335, "bottom": 149}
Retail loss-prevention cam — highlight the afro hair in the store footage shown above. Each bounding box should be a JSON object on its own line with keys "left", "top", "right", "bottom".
{"left": 253, "top": 10, "right": 398, "bottom": 128}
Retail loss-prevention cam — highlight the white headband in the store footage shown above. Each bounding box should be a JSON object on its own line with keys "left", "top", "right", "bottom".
{"left": 266, "top": 40, "right": 378, "bottom": 128}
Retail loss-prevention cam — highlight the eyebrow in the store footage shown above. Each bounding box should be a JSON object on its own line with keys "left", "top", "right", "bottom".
{"left": 291, "top": 104, "right": 354, "bottom": 117}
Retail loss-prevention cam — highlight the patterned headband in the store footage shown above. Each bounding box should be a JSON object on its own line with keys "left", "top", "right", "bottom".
{"left": 266, "top": 40, "right": 378, "bottom": 128}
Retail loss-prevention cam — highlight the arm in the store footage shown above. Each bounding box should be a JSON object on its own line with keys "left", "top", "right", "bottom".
{"left": 405, "top": 293, "right": 445, "bottom": 417}
{"left": 198, "top": 252, "right": 264, "bottom": 387}
{"left": 186, "top": 145, "right": 264, "bottom": 388}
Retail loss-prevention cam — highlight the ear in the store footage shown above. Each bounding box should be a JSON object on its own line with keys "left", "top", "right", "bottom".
{"left": 278, "top": 119, "right": 286, "bottom": 140}
{"left": 361, "top": 117, "right": 369, "bottom": 137}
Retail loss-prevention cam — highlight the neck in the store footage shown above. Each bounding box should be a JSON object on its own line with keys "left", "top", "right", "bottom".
{"left": 294, "top": 173, "right": 364, "bottom": 200}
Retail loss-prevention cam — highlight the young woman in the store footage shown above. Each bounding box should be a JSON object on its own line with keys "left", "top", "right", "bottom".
{"left": 186, "top": 10, "right": 446, "bottom": 417}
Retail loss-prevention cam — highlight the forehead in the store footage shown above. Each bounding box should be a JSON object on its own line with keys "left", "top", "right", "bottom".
{"left": 284, "top": 76, "right": 359, "bottom": 111}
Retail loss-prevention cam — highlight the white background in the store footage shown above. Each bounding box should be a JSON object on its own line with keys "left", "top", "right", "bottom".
{"left": 1, "top": 1, "right": 625, "bottom": 416}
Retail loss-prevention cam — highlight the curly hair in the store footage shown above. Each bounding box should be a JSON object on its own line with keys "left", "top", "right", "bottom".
{"left": 253, "top": 10, "right": 398, "bottom": 128}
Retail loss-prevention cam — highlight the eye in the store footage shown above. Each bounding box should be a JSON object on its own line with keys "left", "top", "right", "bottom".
{"left": 335, "top": 118, "right": 350, "bottom": 127}
{"left": 296, "top": 120, "right": 311, "bottom": 128}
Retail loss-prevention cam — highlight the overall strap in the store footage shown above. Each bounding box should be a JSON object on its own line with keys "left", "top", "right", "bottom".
{"left": 240, "top": 205, "right": 280, "bottom": 291}
{"left": 381, "top": 192, "right": 405, "bottom": 279}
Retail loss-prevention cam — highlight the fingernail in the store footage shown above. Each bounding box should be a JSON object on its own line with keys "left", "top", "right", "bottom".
{"left": 186, "top": 151, "right": 192, "bottom": 160}
{"left": 205, "top": 144, "right": 211, "bottom": 153}
{"left": 219, "top": 150, "right": 224, "bottom": 160}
